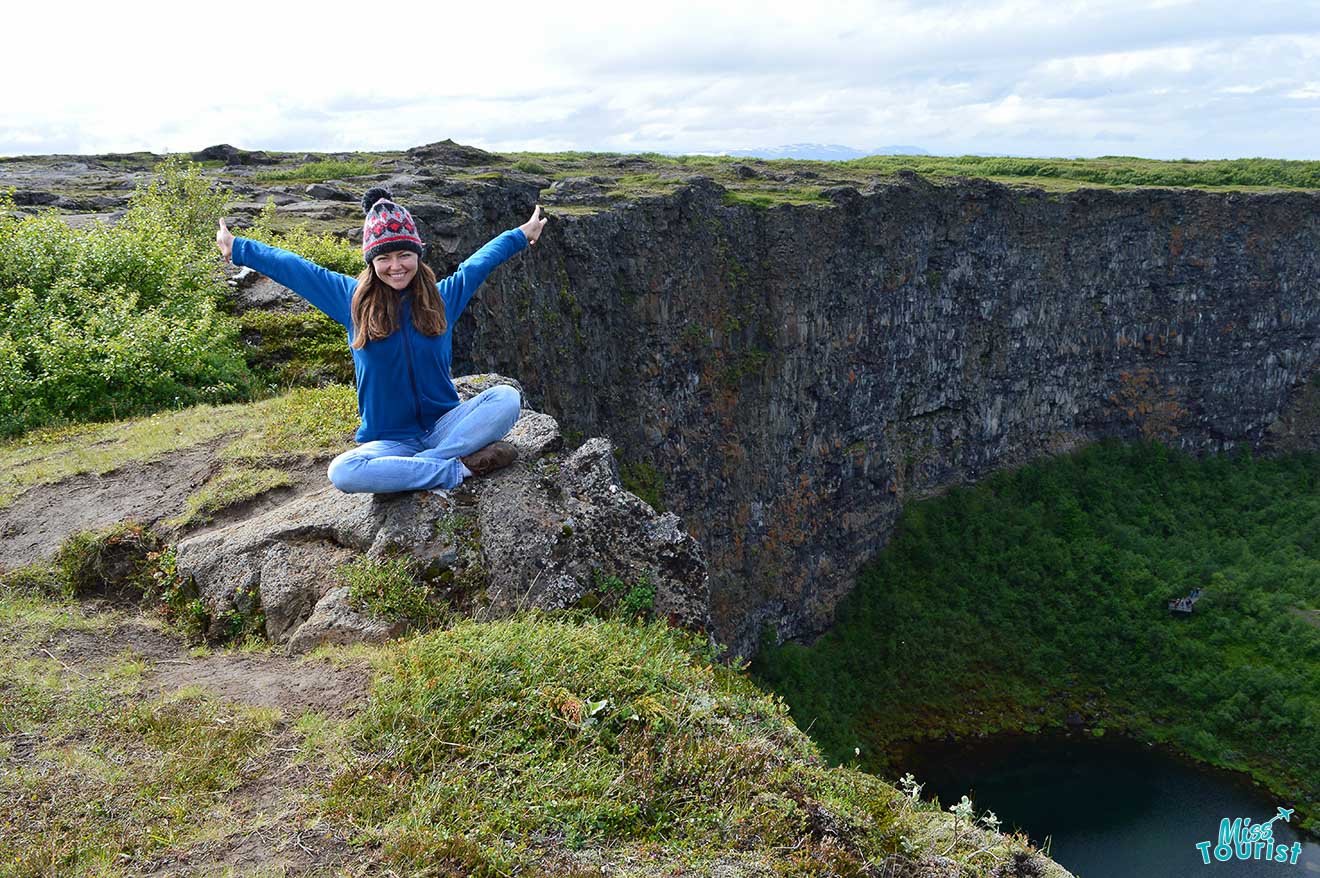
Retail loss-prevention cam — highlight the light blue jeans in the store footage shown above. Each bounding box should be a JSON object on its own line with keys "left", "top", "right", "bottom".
{"left": 327, "top": 384, "right": 521, "bottom": 494}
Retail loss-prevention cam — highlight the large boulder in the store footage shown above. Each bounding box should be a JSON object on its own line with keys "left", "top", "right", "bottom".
{"left": 174, "top": 375, "right": 710, "bottom": 653}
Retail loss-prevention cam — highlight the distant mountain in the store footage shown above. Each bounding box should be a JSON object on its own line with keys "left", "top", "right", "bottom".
{"left": 723, "top": 143, "right": 931, "bottom": 160}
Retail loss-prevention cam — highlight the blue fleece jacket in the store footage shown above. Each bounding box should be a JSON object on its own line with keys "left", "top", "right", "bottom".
{"left": 231, "top": 228, "right": 527, "bottom": 443}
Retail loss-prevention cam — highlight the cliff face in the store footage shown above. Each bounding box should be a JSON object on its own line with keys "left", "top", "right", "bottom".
{"left": 446, "top": 175, "right": 1320, "bottom": 658}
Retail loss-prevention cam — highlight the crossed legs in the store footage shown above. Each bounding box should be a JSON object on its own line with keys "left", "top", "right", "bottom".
{"left": 326, "top": 385, "right": 521, "bottom": 494}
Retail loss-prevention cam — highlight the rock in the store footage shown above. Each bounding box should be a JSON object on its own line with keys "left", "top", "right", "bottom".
{"left": 306, "top": 183, "right": 353, "bottom": 201}
{"left": 192, "top": 144, "right": 245, "bottom": 164}
{"left": 733, "top": 164, "right": 760, "bottom": 180}
{"left": 228, "top": 271, "right": 311, "bottom": 313}
{"left": 821, "top": 185, "right": 862, "bottom": 206}
{"left": 548, "top": 177, "right": 611, "bottom": 204}
{"left": 191, "top": 144, "right": 280, "bottom": 166}
{"left": 13, "top": 190, "right": 59, "bottom": 206}
{"left": 173, "top": 375, "right": 710, "bottom": 653}
{"left": 282, "top": 200, "right": 358, "bottom": 221}
{"left": 406, "top": 139, "right": 498, "bottom": 167}
{"left": 286, "top": 587, "right": 403, "bottom": 653}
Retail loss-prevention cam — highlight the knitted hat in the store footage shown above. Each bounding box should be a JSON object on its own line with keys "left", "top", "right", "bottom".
{"left": 361, "top": 187, "right": 424, "bottom": 264}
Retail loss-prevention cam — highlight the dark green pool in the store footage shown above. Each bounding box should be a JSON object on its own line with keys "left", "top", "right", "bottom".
{"left": 899, "top": 733, "right": 1320, "bottom": 877}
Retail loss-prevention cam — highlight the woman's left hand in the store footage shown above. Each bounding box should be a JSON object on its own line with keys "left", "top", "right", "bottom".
{"left": 519, "top": 204, "right": 548, "bottom": 246}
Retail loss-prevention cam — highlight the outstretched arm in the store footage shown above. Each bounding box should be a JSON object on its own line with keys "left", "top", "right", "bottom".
{"left": 217, "top": 218, "right": 355, "bottom": 329}
{"left": 440, "top": 205, "right": 546, "bottom": 321}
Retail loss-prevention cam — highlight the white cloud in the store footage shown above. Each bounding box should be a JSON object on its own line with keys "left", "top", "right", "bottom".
{"left": 2, "top": 0, "right": 1319, "bottom": 158}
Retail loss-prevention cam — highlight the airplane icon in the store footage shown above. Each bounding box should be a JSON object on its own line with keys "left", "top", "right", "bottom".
{"left": 1261, "top": 807, "right": 1294, "bottom": 828}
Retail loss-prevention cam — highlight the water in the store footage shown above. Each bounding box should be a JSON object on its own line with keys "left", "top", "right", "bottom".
{"left": 897, "top": 733, "right": 1320, "bottom": 877}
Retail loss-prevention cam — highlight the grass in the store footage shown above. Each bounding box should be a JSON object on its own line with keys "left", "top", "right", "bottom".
{"left": 0, "top": 584, "right": 1054, "bottom": 876}
{"left": 0, "top": 384, "right": 358, "bottom": 511}
{"left": 322, "top": 611, "right": 1048, "bottom": 876}
{"left": 221, "top": 384, "right": 358, "bottom": 463}
{"left": 340, "top": 555, "right": 442, "bottom": 627}
{"left": 251, "top": 159, "right": 379, "bottom": 183}
{"left": 842, "top": 154, "right": 1320, "bottom": 190}
{"left": 513, "top": 149, "right": 1320, "bottom": 192}
{"left": 0, "top": 590, "right": 282, "bottom": 876}
{"left": 722, "top": 188, "right": 831, "bottom": 209}
{"left": 164, "top": 464, "right": 295, "bottom": 530}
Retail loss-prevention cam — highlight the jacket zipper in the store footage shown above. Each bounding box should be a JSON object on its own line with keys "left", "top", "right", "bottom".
{"left": 399, "top": 298, "right": 424, "bottom": 431}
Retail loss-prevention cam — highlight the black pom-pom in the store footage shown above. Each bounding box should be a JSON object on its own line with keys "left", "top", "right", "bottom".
{"left": 361, "top": 186, "right": 393, "bottom": 214}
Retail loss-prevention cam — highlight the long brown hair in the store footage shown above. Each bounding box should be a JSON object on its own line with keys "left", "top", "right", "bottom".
{"left": 350, "top": 260, "right": 446, "bottom": 349}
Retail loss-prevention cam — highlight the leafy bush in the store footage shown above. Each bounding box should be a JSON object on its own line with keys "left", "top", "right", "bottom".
{"left": 0, "top": 159, "right": 251, "bottom": 436}
{"left": 143, "top": 545, "right": 210, "bottom": 641}
{"left": 240, "top": 308, "right": 354, "bottom": 387}
{"left": 243, "top": 199, "right": 364, "bottom": 275}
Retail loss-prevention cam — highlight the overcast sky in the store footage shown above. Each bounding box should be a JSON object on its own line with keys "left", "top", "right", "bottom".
{"left": 5, "top": 0, "right": 1319, "bottom": 160}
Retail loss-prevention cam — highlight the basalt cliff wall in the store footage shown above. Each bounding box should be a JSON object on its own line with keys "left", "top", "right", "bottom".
{"left": 443, "top": 174, "right": 1320, "bottom": 659}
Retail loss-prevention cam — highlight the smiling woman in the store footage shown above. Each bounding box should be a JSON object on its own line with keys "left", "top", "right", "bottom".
{"left": 215, "top": 186, "right": 548, "bottom": 495}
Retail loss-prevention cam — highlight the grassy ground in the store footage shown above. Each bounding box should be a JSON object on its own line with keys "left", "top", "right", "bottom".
{"left": 0, "top": 574, "right": 1062, "bottom": 877}
{"left": 0, "top": 384, "right": 358, "bottom": 530}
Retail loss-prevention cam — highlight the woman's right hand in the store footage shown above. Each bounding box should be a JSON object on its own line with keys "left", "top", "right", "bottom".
{"left": 216, "top": 218, "right": 235, "bottom": 262}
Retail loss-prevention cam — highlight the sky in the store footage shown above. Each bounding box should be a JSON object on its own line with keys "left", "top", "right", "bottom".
{"left": 5, "top": 0, "right": 1319, "bottom": 160}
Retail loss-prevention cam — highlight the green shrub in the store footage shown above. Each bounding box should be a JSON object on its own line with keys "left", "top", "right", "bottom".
{"left": 0, "top": 160, "right": 251, "bottom": 436}
{"left": 239, "top": 308, "right": 353, "bottom": 387}
{"left": 243, "top": 199, "right": 364, "bottom": 275}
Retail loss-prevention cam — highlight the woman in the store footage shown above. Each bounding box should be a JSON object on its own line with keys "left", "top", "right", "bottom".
{"left": 216, "top": 186, "right": 547, "bottom": 494}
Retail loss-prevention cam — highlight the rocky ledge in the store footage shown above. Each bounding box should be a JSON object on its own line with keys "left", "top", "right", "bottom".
{"left": 171, "top": 375, "right": 710, "bottom": 653}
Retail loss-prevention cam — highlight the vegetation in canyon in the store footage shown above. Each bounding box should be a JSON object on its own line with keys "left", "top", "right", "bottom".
{"left": 753, "top": 439, "right": 1320, "bottom": 832}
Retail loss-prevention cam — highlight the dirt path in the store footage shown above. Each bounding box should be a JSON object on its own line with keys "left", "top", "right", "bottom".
{"left": 47, "top": 612, "right": 372, "bottom": 716}
{"left": 13, "top": 606, "right": 376, "bottom": 876}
